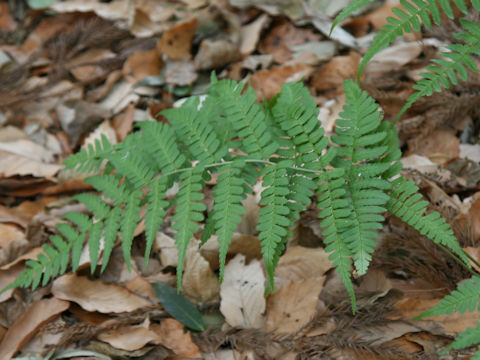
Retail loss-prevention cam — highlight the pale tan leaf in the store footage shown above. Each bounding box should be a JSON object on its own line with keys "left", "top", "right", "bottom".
{"left": 181, "top": 240, "right": 219, "bottom": 303}
{"left": 151, "top": 319, "right": 201, "bottom": 358}
{"left": 220, "top": 254, "right": 265, "bottom": 329}
{"left": 52, "top": 274, "right": 152, "bottom": 313}
{"left": 98, "top": 324, "right": 162, "bottom": 351}
{"left": 239, "top": 14, "right": 270, "bottom": 56}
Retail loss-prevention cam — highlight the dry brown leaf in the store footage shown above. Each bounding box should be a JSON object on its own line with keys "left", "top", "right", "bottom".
{"left": 395, "top": 296, "right": 480, "bottom": 336}
{"left": 68, "top": 48, "right": 116, "bottom": 83}
{"left": 311, "top": 51, "right": 361, "bottom": 95}
{"left": 152, "top": 319, "right": 201, "bottom": 358}
{"left": 98, "top": 323, "right": 163, "bottom": 351}
{"left": 21, "top": 16, "right": 69, "bottom": 53}
{"left": 0, "top": 298, "right": 69, "bottom": 359}
{"left": 165, "top": 59, "right": 198, "bottom": 86}
{"left": 365, "top": 42, "right": 422, "bottom": 74}
{"left": 194, "top": 39, "right": 242, "bottom": 70}
{"left": 157, "top": 18, "right": 197, "bottom": 60}
{"left": 346, "top": 4, "right": 402, "bottom": 36}
{"left": 181, "top": 240, "right": 220, "bottom": 303}
{"left": 112, "top": 103, "right": 135, "bottom": 142}
{"left": 275, "top": 246, "right": 332, "bottom": 287}
{"left": 408, "top": 130, "right": 459, "bottom": 165}
{"left": 250, "top": 63, "right": 313, "bottom": 100}
{"left": 266, "top": 278, "right": 325, "bottom": 334}
{"left": 258, "top": 19, "right": 321, "bottom": 63}
{"left": 220, "top": 254, "right": 265, "bottom": 329}
{"left": 123, "top": 49, "right": 163, "bottom": 83}
{"left": 52, "top": 274, "right": 152, "bottom": 313}
{"left": 124, "top": 276, "right": 157, "bottom": 302}
{"left": 0, "top": 3, "right": 16, "bottom": 31}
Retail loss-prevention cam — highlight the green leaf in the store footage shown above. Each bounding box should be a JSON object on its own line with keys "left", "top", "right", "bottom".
{"left": 151, "top": 282, "right": 205, "bottom": 331}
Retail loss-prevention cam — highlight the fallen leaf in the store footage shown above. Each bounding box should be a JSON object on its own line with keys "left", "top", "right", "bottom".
{"left": 365, "top": 42, "right": 422, "bottom": 74}
{"left": 152, "top": 319, "right": 201, "bottom": 358}
{"left": 98, "top": 323, "right": 162, "bottom": 351}
{"left": 311, "top": 52, "right": 361, "bottom": 95}
{"left": 68, "top": 48, "right": 116, "bottom": 83}
{"left": 240, "top": 14, "right": 270, "bottom": 56}
{"left": 460, "top": 144, "right": 480, "bottom": 163}
{"left": 275, "top": 246, "right": 332, "bottom": 287}
{"left": 123, "top": 49, "right": 163, "bottom": 83}
{"left": 164, "top": 58, "right": 198, "bottom": 86}
{"left": 194, "top": 39, "right": 242, "bottom": 70}
{"left": 181, "top": 240, "right": 220, "bottom": 303}
{"left": 0, "top": 3, "right": 16, "bottom": 31}
{"left": 250, "top": 63, "right": 313, "bottom": 100}
{"left": 0, "top": 297, "right": 69, "bottom": 359}
{"left": 266, "top": 278, "right": 325, "bottom": 334}
{"left": 408, "top": 130, "right": 459, "bottom": 165}
{"left": 52, "top": 274, "right": 152, "bottom": 313}
{"left": 220, "top": 254, "right": 265, "bottom": 329}
{"left": 157, "top": 18, "right": 197, "bottom": 60}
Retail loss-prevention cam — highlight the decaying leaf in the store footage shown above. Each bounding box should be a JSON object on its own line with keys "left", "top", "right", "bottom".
{"left": 220, "top": 254, "right": 265, "bottom": 329}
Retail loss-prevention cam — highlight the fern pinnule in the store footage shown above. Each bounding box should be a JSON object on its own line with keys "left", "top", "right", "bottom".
{"left": 212, "top": 161, "right": 247, "bottom": 281}
{"left": 172, "top": 168, "right": 207, "bottom": 289}
{"left": 396, "top": 18, "right": 480, "bottom": 121}
{"left": 257, "top": 161, "right": 293, "bottom": 292}
{"left": 162, "top": 96, "right": 225, "bottom": 164}
{"left": 64, "top": 133, "right": 114, "bottom": 173}
{"left": 210, "top": 79, "right": 279, "bottom": 159}
{"left": 120, "top": 190, "right": 142, "bottom": 271}
{"left": 74, "top": 193, "right": 110, "bottom": 220}
{"left": 88, "top": 221, "right": 103, "bottom": 273}
{"left": 330, "top": 0, "right": 376, "bottom": 33}
{"left": 102, "top": 206, "right": 121, "bottom": 272}
{"left": 107, "top": 150, "right": 155, "bottom": 190}
{"left": 446, "top": 321, "right": 480, "bottom": 353}
{"left": 84, "top": 174, "right": 127, "bottom": 206}
{"left": 143, "top": 176, "right": 169, "bottom": 269}
{"left": 138, "top": 122, "right": 186, "bottom": 174}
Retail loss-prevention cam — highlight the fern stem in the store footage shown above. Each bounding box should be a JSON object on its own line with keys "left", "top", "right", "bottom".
{"left": 436, "top": 243, "right": 478, "bottom": 277}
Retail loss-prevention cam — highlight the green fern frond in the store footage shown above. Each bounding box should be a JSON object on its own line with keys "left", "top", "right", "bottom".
{"left": 107, "top": 150, "right": 155, "bottom": 190}
{"left": 73, "top": 193, "right": 110, "bottom": 221}
{"left": 417, "top": 276, "right": 480, "bottom": 318}
{"left": 143, "top": 176, "right": 170, "bottom": 269}
{"left": 212, "top": 161, "right": 247, "bottom": 281}
{"left": 172, "top": 168, "right": 206, "bottom": 289}
{"left": 120, "top": 190, "right": 142, "bottom": 270}
{"left": 84, "top": 174, "right": 128, "bottom": 205}
{"left": 88, "top": 221, "right": 103, "bottom": 273}
{"left": 102, "top": 206, "right": 121, "bottom": 272}
{"left": 257, "top": 161, "right": 294, "bottom": 293}
{"left": 332, "top": 80, "right": 391, "bottom": 275}
{"left": 64, "top": 134, "right": 114, "bottom": 173}
{"left": 331, "top": 0, "right": 376, "bottom": 33}
{"left": 387, "top": 176, "right": 470, "bottom": 266}
{"left": 162, "top": 96, "right": 225, "bottom": 164}
{"left": 210, "top": 80, "right": 279, "bottom": 159}
{"left": 396, "top": 18, "right": 480, "bottom": 121}
{"left": 137, "top": 122, "right": 186, "bottom": 174}
{"left": 447, "top": 320, "right": 480, "bottom": 352}
{"left": 358, "top": 0, "right": 471, "bottom": 80}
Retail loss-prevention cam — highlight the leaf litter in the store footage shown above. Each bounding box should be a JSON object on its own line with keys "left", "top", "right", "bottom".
{"left": 0, "top": 0, "right": 479, "bottom": 359}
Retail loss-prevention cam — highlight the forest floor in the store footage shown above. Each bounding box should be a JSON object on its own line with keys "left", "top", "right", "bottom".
{"left": 0, "top": 0, "right": 479, "bottom": 359}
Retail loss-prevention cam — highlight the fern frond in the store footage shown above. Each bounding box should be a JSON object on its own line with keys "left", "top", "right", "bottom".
{"left": 317, "top": 168, "right": 356, "bottom": 311}
{"left": 417, "top": 276, "right": 480, "bottom": 318}
{"left": 107, "top": 149, "right": 155, "bottom": 190}
{"left": 120, "top": 190, "right": 142, "bottom": 270}
{"left": 257, "top": 161, "right": 294, "bottom": 293}
{"left": 137, "top": 122, "right": 186, "bottom": 173}
{"left": 101, "top": 206, "right": 121, "bottom": 272}
{"left": 144, "top": 176, "right": 169, "bottom": 269}
{"left": 64, "top": 134, "right": 114, "bottom": 173}
{"left": 74, "top": 193, "right": 110, "bottom": 221}
{"left": 212, "top": 161, "right": 247, "bottom": 281}
{"left": 331, "top": 0, "right": 376, "bottom": 32}
{"left": 358, "top": 0, "right": 471, "bottom": 80}
{"left": 162, "top": 96, "right": 225, "bottom": 164}
{"left": 88, "top": 221, "right": 103, "bottom": 273}
{"left": 332, "top": 80, "right": 391, "bottom": 275}
{"left": 84, "top": 174, "right": 127, "bottom": 205}
{"left": 210, "top": 80, "right": 279, "bottom": 159}
{"left": 447, "top": 320, "right": 480, "bottom": 351}
{"left": 396, "top": 18, "right": 480, "bottom": 121}
{"left": 387, "top": 176, "right": 470, "bottom": 266}
{"left": 172, "top": 168, "right": 206, "bottom": 289}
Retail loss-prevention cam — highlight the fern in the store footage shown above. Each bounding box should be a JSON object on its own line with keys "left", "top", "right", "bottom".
{"left": 3, "top": 77, "right": 470, "bottom": 318}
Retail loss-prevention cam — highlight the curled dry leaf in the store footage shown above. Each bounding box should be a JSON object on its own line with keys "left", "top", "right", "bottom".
{"left": 220, "top": 254, "right": 265, "bottom": 329}
{"left": 266, "top": 278, "right": 325, "bottom": 335}
{"left": 0, "top": 297, "right": 69, "bottom": 359}
{"left": 181, "top": 240, "right": 220, "bottom": 304}
{"left": 98, "top": 323, "right": 163, "bottom": 351}
{"left": 52, "top": 274, "right": 152, "bottom": 313}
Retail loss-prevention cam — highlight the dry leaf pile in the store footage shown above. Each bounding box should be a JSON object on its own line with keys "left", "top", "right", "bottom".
{"left": 0, "top": 0, "right": 479, "bottom": 359}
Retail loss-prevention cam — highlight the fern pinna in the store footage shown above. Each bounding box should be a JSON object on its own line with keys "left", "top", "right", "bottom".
{"left": 3, "top": 77, "right": 469, "bottom": 313}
